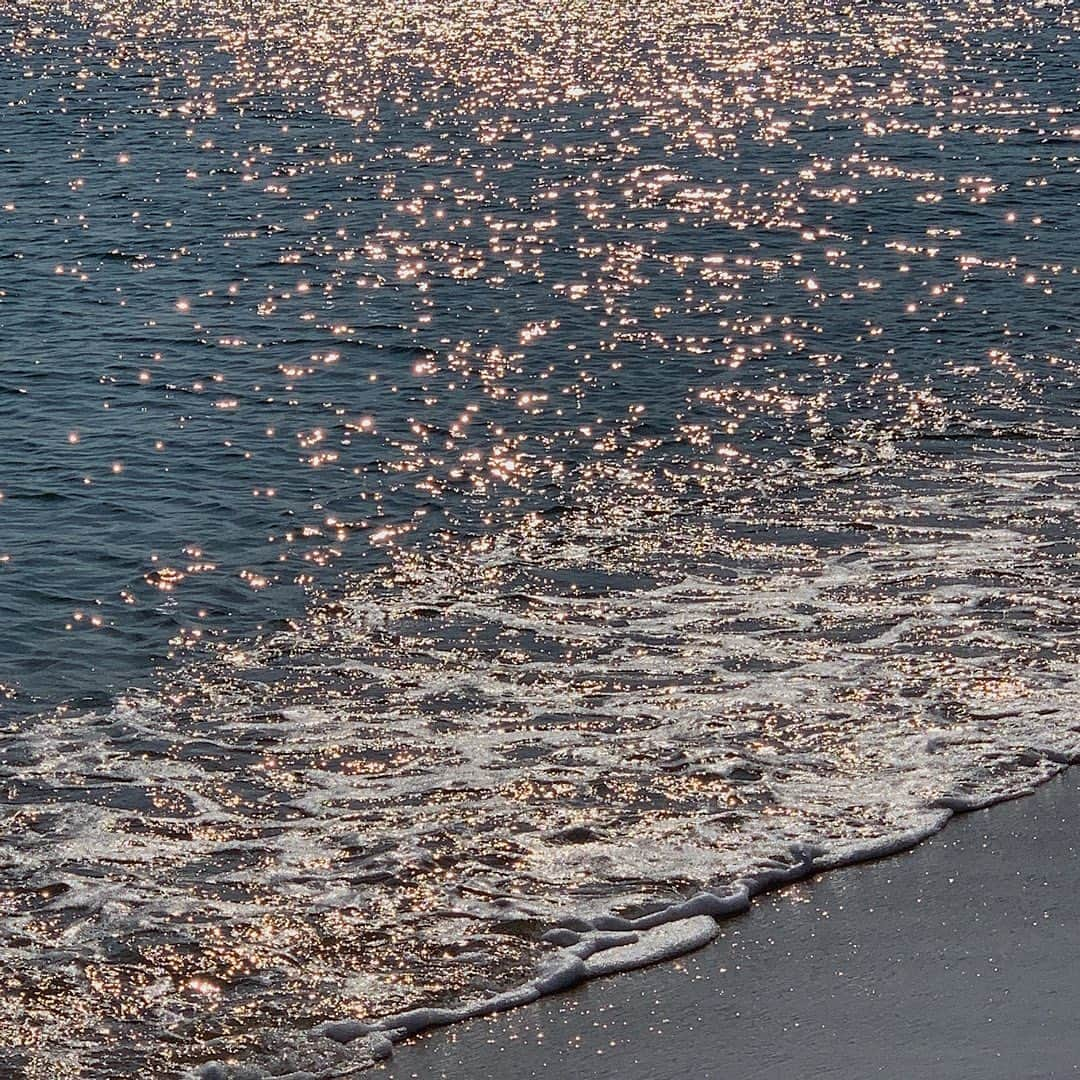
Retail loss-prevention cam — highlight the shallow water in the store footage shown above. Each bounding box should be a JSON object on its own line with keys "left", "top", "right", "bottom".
{"left": 0, "top": 0, "right": 1078, "bottom": 1076}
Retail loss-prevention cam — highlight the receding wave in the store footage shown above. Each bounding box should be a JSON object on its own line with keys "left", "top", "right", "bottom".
{"left": 5, "top": 438, "right": 1077, "bottom": 1077}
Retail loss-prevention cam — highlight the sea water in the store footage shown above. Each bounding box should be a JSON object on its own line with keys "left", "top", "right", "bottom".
{"left": 0, "top": 0, "right": 1077, "bottom": 1075}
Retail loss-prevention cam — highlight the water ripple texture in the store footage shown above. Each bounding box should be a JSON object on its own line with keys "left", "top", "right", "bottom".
{"left": 0, "top": 0, "right": 1077, "bottom": 1076}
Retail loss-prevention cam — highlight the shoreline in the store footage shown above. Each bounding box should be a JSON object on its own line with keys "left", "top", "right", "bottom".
{"left": 194, "top": 754, "right": 1080, "bottom": 1078}
{"left": 373, "top": 763, "right": 1080, "bottom": 1079}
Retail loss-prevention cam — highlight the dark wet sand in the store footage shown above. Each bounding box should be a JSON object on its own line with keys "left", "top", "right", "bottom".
{"left": 380, "top": 768, "right": 1080, "bottom": 1079}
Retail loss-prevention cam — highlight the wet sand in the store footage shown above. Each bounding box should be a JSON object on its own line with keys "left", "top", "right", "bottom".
{"left": 380, "top": 767, "right": 1080, "bottom": 1079}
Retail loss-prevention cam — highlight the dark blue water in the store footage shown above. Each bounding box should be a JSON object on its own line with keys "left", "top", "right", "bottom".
{"left": 2, "top": 2, "right": 1075, "bottom": 714}
{"left": 0, "top": 1, "right": 1077, "bottom": 1076}
{"left": 0, "top": 22, "right": 445, "bottom": 710}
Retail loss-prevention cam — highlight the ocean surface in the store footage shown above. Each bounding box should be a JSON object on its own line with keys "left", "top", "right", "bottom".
{"left": 0, "top": 0, "right": 1077, "bottom": 1075}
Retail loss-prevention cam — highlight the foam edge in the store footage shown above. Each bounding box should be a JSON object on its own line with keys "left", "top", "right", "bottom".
{"left": 192, "top": 751, "right": 1080, "bottom": 1079}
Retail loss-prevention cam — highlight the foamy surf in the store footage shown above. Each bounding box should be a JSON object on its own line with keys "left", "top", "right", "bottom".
{"left": 189, "top": 782, "right": 1073, "bottom": 1080}
{"left": 7, "top": 444, "right": 1077, "bottom": 1079}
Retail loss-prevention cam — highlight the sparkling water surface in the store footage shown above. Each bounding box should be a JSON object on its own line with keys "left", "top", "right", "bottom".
{"left": 0, "top": 0, "right": 1077, "bottom": 1076}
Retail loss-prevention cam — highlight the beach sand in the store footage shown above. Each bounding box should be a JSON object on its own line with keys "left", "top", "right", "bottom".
{"left": 380, "top": 768, "right": 1080, "bottom": 1079}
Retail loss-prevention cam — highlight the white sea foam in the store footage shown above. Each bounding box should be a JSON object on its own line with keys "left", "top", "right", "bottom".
{"left": 6, "top": 447, "right": 1076, "bottom": 1079}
